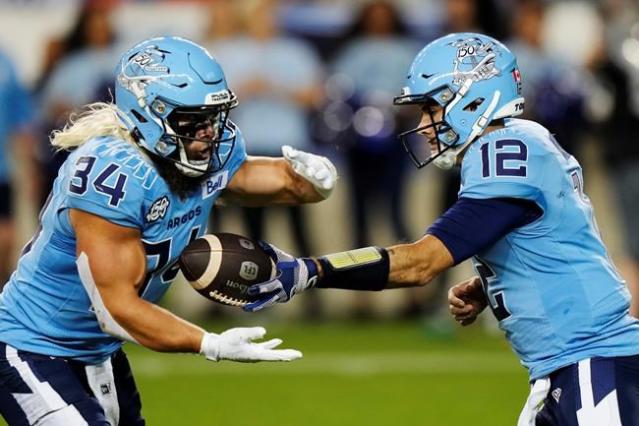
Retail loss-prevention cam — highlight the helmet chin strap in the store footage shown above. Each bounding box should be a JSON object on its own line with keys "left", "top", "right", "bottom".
{"left": 161, "top": 119, "right": 209, "bottom": 178}
{"left": 174, "top": 139, "right": 209, "bottom": 177}
{"left": 433, "top": 151, "right": 457, "bottom": 170}
{"left": 433, "top": 90, "right": 501, "bottom": 170}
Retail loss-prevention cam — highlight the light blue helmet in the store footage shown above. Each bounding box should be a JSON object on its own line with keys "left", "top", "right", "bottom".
{"left": 115, "top": 36, "right": 238, "bottom": 177}
{"left": 394, "top": 33, "right": 524, "bottom": 169}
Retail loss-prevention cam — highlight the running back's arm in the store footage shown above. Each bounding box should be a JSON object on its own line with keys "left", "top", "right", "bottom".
{"left": 223, "top": 156, "right": 322, "bottom": 206}
{"left": 70, "top": 208, "right": 204, "bottom": 353}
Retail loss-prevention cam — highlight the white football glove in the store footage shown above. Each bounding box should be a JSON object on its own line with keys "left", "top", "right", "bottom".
{"left": 200, "top": 327, "right": 302, "bottom": 362}
{"left": 282, "top": 145, "right": 337, "bottom": 199}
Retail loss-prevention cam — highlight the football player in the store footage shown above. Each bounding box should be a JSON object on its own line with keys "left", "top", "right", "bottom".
{"left": 246, "top": 33, "right": 639, "bottom": 426}
{"left": 0, "top": 36, "right": 337, "bottom": 425}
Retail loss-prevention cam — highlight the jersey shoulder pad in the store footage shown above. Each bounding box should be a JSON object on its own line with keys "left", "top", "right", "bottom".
{"left": 460, "top": 125, "right": 549, "bottom": 202}
{"left": 65, "top": 136, "right": 158, "bottom": 229}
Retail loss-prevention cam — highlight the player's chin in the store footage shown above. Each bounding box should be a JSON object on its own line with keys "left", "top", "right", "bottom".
{"left": 190, "top": 155, "right": 211, "bottom": 164}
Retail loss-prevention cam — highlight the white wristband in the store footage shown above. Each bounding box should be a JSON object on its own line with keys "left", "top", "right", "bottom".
{"left": 199, "top": 332, "right": 221, "bottom": 361}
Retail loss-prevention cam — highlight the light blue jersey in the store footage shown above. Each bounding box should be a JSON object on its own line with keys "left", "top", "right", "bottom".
{"left": 0, "top": 125, "right": 246, "bottom": 364}
{"left": 460, "top": 118, "right": 639, "bottom": 380}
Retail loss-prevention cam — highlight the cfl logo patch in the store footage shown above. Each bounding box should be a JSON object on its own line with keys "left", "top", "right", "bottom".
{"left": 240, "top": 261, "right": 259, "bottom": 281}
{"left": 146, "top": 196, "right": 170, "bottom": 223}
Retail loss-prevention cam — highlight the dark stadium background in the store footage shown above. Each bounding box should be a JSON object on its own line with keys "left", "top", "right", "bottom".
{"left": 1, "top": 0, "right": 638, "bottom": 424}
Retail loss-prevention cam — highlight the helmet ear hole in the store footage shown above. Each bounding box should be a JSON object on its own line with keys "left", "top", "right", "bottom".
{"left": 463, "top": 97, "right": 485, "bottom": 112}
{"left": 131, "top": 110, "right": 148, "bottom": 123}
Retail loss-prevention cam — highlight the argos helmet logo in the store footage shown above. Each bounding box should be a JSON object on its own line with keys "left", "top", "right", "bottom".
{"left": 451, "top": 37, "right": 500, "bottom": 86}
{"left": 131, "top": 50, "right": 168, "bottom": 73}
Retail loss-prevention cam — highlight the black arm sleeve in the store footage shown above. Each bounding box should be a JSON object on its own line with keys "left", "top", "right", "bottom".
{"left": 314, "top": 247, "right": 390, "bottom": 291}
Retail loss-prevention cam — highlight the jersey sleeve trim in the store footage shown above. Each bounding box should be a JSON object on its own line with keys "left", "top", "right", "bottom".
{"left": 460, "top": 181, "right": 542, "bottom": 202}
{"left": 65, "top": 197, "right": 142, "bottom": 229}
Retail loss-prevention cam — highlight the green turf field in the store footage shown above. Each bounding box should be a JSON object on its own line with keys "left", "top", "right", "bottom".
{"left": 126, "top": 320, "right": 529, "bottom": 426}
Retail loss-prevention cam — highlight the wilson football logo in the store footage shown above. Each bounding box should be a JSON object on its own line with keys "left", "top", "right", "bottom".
{"left": 239, "top": 261, "right": 259, "bottom": 281}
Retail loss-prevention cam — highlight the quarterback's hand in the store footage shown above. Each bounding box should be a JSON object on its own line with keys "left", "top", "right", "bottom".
{"left": 282, "top": 145, "right": 337, "bottom": 199}
{"left": 200, "top": 327, "right": 302, "bottom": 362}
{"left": 243, "top": 242, "right": 319, "bottom": 312}
{"left": 448, "top": 277, "right": 488, "bottom": 326}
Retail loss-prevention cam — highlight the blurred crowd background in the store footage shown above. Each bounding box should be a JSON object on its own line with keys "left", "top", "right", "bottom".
{"left": 0, "top": 0, "right": 638, "bottom": 325}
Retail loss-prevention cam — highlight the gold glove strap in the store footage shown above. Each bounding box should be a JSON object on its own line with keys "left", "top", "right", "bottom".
{"left": 323, "top": 247, "right": 382, "bottom": 270}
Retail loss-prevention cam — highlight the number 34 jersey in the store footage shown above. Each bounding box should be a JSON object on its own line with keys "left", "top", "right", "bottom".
{"left": 0, "top": 130, "right": 246, "bottom": 364}
{"left": 459, "top": 118, "right": 639, "bottom": 380}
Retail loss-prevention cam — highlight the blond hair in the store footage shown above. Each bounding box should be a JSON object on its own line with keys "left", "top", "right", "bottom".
{"left": 50, "top": 102, "right": 135, "bottom": 151}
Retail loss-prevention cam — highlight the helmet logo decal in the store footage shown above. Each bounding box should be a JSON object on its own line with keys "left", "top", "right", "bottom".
{"left": 205, "top": 91, "right": 230, "bottom": 105}
{"left": 451, "top": 37, "right": 500, "bottom": 86}
{"left": 512, "top": 68, "right": 523, "bottom": 95}
{"left": 132, "top": 50, "right": 168, "bottom": 73}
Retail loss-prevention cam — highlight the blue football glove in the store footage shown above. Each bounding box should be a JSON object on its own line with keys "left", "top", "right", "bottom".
{"left": 243, "top": 242, "right": 319, "bottom": 312}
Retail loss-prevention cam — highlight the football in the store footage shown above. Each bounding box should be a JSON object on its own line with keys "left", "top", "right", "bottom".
{"left": 178, "top": 233, "right": 276, "bottom": 307}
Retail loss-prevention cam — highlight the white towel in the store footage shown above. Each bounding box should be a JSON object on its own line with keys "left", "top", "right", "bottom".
{"left": 517, "top": 377, "right": 551, "bottom": 426}
{"left": 85, "top": 359, "right": 120, "bottom": 426}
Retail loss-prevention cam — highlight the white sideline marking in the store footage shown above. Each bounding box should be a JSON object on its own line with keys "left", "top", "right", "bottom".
{"left": 131, "top": 352, "right": 522, "bottom": 377}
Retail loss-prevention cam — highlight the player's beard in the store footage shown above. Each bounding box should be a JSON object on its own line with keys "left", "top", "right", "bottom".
{"left": 152, "top": 155, "right": 208, "bottom": 200}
